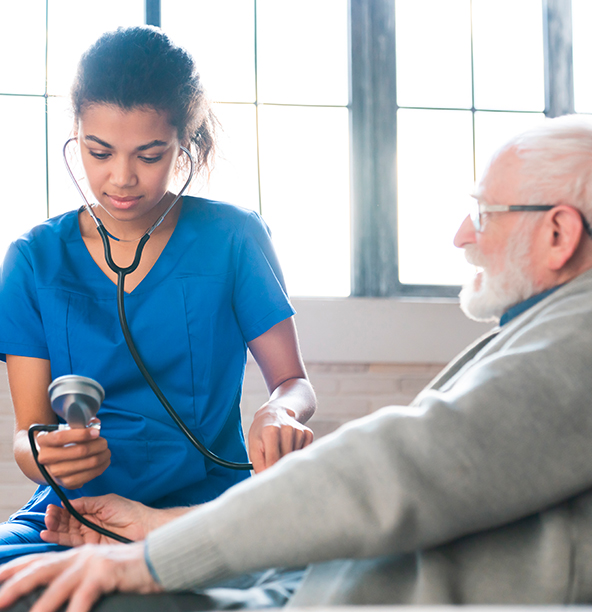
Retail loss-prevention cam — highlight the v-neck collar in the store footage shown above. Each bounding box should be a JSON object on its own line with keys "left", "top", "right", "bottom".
{"left": 73, "top": 199, "right": 189, "bottom": 296}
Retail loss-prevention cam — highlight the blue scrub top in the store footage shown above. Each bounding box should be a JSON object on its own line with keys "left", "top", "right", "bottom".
{"left": 0, "top": 197, "right": 295, "bottom": 519}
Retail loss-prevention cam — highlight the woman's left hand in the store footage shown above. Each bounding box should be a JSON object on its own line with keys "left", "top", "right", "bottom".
{"left": 248, "top": 404, "right": 313, "bottom": 473}
{"left": 247, "top": 317, "right": 317, "bottom": 473}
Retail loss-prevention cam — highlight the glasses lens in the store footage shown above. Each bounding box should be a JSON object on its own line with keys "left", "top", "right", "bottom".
{"left": 469, "top": 198, "right": 481, "bottom": 231}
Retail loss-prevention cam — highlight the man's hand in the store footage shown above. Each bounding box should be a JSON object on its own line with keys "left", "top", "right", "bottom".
{"left": 248, "top": 404, "right": 314, "bottom": 473}
{"left": 41, "top": 495, "right": 152, "bottom": 546}
{"left": 0, "top": 543, "right": 161, "bottom": 612}
{"left": 35, "top": 422, "right": 111, "bottom": 489}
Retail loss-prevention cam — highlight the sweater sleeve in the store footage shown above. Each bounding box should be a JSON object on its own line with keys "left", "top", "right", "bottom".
{"left": 146, "top": 281, "right": 592, "bottom": 591}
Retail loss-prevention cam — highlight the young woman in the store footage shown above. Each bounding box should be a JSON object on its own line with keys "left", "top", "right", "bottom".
{"left": 0, "top": 26, "right": 315, "bottom": 562}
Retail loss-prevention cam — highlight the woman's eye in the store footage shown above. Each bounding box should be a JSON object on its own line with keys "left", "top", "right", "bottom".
{"left": 89, "top": 151, "right": 110, "bottom": 160}
{"left": 140, "top": 155, "right": 163, "bottom": 164}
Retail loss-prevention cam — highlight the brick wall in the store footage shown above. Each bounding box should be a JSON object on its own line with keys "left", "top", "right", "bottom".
{"left": 0, "top": 359, "right": 444, "bottom": 522}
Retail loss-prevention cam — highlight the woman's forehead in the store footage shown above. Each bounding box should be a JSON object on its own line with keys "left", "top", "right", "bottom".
{"left": 78, "top": 104, "right": 177, "bottom": 145}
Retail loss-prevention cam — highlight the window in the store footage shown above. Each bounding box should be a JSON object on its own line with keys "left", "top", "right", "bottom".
{"left": 160, "top": 0, "right": 351, "bottom": 297}
{"left": 0, "top": 0, "right": 144, "bottom": 256}
{"left": 351, "top": 0, "right": 576, "bottom": 297}
{"left": 0, "top": 0, "right": 580, "bottom": 298}
{"left": 396, "top": 0, "right": 545, "bottom": 288}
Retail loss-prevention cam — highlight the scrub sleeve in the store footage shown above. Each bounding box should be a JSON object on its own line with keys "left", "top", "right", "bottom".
{"left": 0, "top": 197, "right": 295, "bottom": 563}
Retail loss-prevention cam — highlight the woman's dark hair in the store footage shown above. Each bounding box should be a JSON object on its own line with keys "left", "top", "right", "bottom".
{"left": 71, "top": 26, "right": 216, "bottom": 175}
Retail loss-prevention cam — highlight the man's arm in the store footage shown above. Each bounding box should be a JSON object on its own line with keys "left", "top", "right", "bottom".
{"left": 146, "top": 289, "right": 592, "bottom": 590}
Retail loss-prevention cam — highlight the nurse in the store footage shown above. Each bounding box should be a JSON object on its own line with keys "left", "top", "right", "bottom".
{"left": 0, "top": 26, "right": 316, "bottom": 562}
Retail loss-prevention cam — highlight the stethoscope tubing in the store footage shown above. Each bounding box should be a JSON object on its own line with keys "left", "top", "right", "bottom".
{"left": 28, "top": 425, "right": 133, "bottom": 544}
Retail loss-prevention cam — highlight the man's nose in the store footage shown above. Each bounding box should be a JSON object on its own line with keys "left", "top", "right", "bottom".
{"left": 453, "top": 214, "right": 477, "bottom": 248}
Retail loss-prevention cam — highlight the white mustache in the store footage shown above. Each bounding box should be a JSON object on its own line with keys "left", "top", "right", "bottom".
{"left": 464, "top": 246, "right": 486, "bottom": 268}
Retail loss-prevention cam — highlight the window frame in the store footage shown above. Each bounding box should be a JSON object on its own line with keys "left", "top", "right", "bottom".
{"left": 350, "top": 0, "right": 574, "bottom": 297}
{"left": 1, "top": 0, "right": 575, "bottom": 298}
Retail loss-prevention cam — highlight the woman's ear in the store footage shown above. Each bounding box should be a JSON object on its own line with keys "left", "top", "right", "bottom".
{"left": 545, "top": 206, "right": 585, "bottom": 270}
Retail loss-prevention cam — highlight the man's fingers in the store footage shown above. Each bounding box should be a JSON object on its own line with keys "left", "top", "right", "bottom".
{"left": 31, "top": 557, "right": 108, "bottom": 612}
{"left": 65, "top": 567, "right": 117, "bottom": 612}
{"left": 0, "top": 554, "right": 68, "bottom": 609}
{"left": 0, "top": 554, "right": 43, "bottom": 587}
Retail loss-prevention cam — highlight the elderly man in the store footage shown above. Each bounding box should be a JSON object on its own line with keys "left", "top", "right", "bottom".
{"left": 2, "top": 115, "right": 592, "bottom": 611}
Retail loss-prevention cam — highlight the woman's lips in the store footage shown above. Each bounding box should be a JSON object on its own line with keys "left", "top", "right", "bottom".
{"left": 106, "top": 195, "right": 142, "bottom": 209}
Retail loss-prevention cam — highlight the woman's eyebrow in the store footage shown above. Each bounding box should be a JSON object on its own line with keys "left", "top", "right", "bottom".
{"left": 137, "top": 140, "right": 168, "bottom": 151}
{"left": 84, "top": 135, "right": 112, "bottom": 148}
{"left": 83, "top": 136, "right": 168, "bottom": 151}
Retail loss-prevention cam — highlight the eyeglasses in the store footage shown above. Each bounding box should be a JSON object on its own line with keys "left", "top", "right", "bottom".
{"left": 469, "top": 197, "right": 592, "bottom": 237}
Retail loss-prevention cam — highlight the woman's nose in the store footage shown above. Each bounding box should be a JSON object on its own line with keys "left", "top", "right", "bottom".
{"left": 110, "top": 158, "right": 137, "bottom": 189}
{"left": 453, "top": 214, "right": 477, "bottom": 248}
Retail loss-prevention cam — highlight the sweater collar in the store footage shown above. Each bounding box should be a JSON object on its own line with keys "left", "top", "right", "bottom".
{"left": 499, "top": 285, "right": 561, "bottom": 326}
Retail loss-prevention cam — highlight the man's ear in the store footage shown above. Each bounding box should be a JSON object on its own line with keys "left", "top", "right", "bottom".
{"left": 545, "top": 206, "right": 585, "bottom": 270}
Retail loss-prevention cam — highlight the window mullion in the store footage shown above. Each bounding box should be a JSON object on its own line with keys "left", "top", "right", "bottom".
{"left": 350, "top": 0, "right": 398, "bottom": 296}
{"left": 145, "top": 0, "right": 161, "bottom": 27}
{"left": 543, "top": 0, "right": 574, "bottom": 117}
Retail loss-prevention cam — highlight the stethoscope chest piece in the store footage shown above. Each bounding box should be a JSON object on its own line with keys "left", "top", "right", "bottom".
{"left": 48, "top": 374, "right": 105, "bottom": 428}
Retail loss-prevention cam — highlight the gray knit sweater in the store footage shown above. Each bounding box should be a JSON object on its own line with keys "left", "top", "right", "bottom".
{"left": 146, "top": 267, "right": 592, "bottom": 605}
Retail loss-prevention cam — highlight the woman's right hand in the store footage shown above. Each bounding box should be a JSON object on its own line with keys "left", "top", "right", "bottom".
{"left": 35, "top": 423, "right": 111, "bottom": 490}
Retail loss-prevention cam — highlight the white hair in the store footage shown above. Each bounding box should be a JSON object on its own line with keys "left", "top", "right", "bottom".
{"left": 494, "top": 115, "right": 592, "bottom": 221}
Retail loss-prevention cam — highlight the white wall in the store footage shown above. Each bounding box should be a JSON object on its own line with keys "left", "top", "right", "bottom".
{"left": 291, "top": 297, "right": 491, "bottom": 363}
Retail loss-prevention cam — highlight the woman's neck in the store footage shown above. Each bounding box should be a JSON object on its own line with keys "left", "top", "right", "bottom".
{"left": 80, "top": 193, "right": 183, "bottom": 242}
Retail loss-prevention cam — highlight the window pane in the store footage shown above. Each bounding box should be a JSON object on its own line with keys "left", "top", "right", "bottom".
{"left": 258, "top": 106, "right": 350, "bottom": 297}
{"left": 0, "top": 1, "right": 46, "bottom": 95}
{"left": 47, "top": 97, "right": 83, "bottom": 218}
{"left": 257, "top": 0, "right": 348, "bottom": 106}
{"left": 397, "top": 109, "right": 473, "bottom": 286}
{"left": 196, "top": 103, "right": 260, "bottom": 211}
{"left": 395, "top": 0, "right": 472, "bottom": 109}
{"left": 474, "top": 111, "right": 546, "bottom": 184}
{"left": 161, "top": 0, "right": 256, "bottom": 103}
{"left": 47, "top": 0, "right": 144, "bottom": 96}
{"left": 472, "top": 0, "right": 544, "bottom": 111}
{"left": 0, "top": 97, "right": 47, "bottom": 258}
{"left": 573, "top": 0, "right": 592, "bottom": 113}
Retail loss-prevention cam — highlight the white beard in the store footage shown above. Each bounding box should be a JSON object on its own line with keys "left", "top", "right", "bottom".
{"left": 459, "top": 225, "right": 537, "bottom": 323}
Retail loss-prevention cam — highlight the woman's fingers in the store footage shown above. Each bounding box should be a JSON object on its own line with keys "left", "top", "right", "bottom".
{"left": 35, "top": 431, "right": 111, "bottom": 489}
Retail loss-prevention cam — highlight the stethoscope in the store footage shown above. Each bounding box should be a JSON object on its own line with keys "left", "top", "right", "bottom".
{"left": 26, "top": 140, "right": 253, "bottom": 546}
{"left": 62, "top": 137, "right": 253, "bottom": 472}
